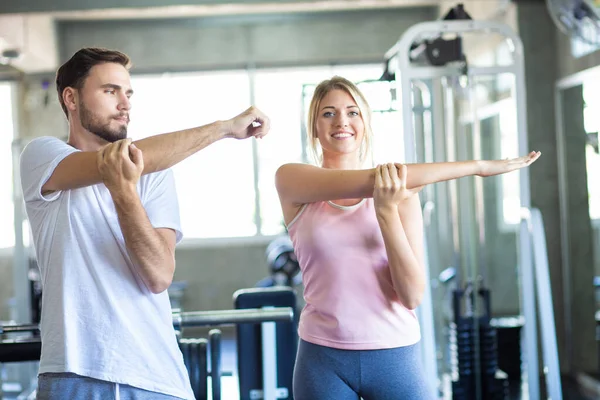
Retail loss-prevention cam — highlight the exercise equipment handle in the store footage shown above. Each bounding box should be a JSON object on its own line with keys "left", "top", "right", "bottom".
{"left": 1, "top": 306, "right": 295, "bottom": 334}
{"left": 0, "top": 324, "right": 39, "bottom": 334}
{"left": 173, "top": 307, "right": 294, "bottom": 329}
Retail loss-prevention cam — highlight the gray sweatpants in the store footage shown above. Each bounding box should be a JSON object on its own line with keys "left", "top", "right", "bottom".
{"left": 36, "top": 373, "right": 185, "bottom": 400}
{"left": 293, "top": 339, "right": 436, "bottom": 400}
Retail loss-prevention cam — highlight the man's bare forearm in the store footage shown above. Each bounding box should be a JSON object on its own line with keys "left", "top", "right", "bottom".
{"left": 134, "top": 121, "right": 227, "bottom": 174}
{"left": 112, "top": 187, "right": 175, "bottom": 294}
{"left": 44, "top": 121, "right": 228, "bottom": 193}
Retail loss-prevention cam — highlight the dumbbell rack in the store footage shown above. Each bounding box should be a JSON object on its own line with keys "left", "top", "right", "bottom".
{"left": 0, "top": 307, "right": 294, "bottom": 400}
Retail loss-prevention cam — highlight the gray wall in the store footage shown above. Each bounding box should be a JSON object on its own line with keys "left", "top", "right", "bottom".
{"left": 560, "top": 84, "right": 596, "bottom": 372}
{"left": 172, "top": 241, "right": 271, "bottom": 338}
{"left": 0, "top": 0, "right": 322, "bottom": 14}
{"left": 517, "top": 1, "right": 597, "bottom": 374}
{"left": 0, "top": 253, "right": 13, "bottom": 320}
{"left": 173, "top": 242, "right": 271, "bottom": 312}
{"left": 57, "top": 8, "right": 436, "bottom": 72}
{"left": 517, "top": 0, "right": 567, "bottom": 373}
{"left": 0, "top": 65, "right": 21, "bottom": 81}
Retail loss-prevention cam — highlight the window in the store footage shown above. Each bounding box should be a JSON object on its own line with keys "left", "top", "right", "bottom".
{"left": 571, "top": 37, "right": 600, "bottom": 59}
{"left": 582, "top": 83, "right": 600, "bottom": 221}
{"left": 458, "top": 94, "right": 521, "bottom": 231}
{"left": 128, "top": 65, "right": 384, "bottom": 240}
{"left": 568, "top": 3, "right": 600, "bottom": 59}
{"left": 496, "top": 98, "right": 521, "bottom": 227}
{"left": 128, "top": 71, "right": 255, "bottom": 238}
{"left": 0, "top": 82, "right": 15, "bottom": 249}
{"left": 467, "top": 97, "right": 522, "bottom": 230}
{"left": 253, "top": 67, "right": 336, "bottom": 235}
{"left": 357, "top": 80, "right": 404, "bottom": 166}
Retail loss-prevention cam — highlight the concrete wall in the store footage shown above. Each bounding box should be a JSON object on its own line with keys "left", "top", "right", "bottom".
{"left": 0, "top": 0, "right": 349, "bottom": 14}
{"left": 438, "top": 0, "right": 516, "bottom": 27}
{"left": 57, "top": 8, "right": 436, "bottom": 72}
{"left": 560, "top": 84, "right": 596, "bottom": 373}
{"left": 517, "top": 1, "right": 597, "bottom": 374}
{"left": 0, "top": 251, "right": 14, "bottom": 321}
{"left": 173, "top": 241, "right": 272, "bottom": 312}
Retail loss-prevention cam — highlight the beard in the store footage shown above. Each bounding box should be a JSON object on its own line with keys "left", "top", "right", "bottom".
{"left": 78, "top": 100, "right": 128, "bottom": 143}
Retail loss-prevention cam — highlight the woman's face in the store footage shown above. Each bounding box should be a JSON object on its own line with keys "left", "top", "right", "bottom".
{"left": 315, "top": 89, "right": 365, "bottom": 160}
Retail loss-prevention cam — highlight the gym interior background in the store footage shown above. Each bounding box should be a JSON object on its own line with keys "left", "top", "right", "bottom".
{"left": 0, "top": 0, "right": 599, "bottom": 399}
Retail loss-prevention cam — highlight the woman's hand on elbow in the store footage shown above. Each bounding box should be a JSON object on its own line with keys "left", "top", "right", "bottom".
{"left": 373, "top": 163, "right": 421, "bottom": 213}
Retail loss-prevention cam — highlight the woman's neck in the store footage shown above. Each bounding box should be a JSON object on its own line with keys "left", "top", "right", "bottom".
{"left": 321, "top": 154, "right": 362, "bottom": 170}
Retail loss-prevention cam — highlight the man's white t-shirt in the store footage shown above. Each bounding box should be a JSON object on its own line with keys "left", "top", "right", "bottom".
{"left": 20, "top": 136, "right": 194, "bottom": 400}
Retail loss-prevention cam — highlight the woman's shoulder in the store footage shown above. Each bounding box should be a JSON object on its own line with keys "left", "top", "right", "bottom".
{"left": 276, "top": 162, "right": 319, "bottom": 174}
{"left": 275, "top": 162, "right": 320, "bottom": 189}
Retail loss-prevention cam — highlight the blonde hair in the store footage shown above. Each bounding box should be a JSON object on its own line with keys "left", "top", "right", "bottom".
{"left": 306, "top": 76, "right": 374, "bottom": 165}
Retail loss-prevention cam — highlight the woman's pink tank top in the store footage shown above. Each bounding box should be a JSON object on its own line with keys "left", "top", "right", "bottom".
{"left": 287, "top": 198, "right": 421, "bottom": 350}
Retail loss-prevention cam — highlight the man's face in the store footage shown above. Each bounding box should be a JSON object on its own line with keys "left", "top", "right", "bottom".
{"left": 77, "top": 62, "right": 133, "bottom": 143}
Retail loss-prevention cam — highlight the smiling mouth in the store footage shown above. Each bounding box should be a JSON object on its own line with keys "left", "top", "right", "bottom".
{"left": 332, "top": 132, "right": 353, "bottom": 139}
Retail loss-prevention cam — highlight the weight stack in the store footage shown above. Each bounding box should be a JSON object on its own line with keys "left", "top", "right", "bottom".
{"left": 493, "top": 317, "right": 523, "bottom": 382}
{"left": 451, "top": 288, "right": 509, "bottom": 400}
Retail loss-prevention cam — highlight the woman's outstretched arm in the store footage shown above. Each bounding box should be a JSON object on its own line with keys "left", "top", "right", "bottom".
{"left": 275, "top": 151, "right": 541, "bottom": 207}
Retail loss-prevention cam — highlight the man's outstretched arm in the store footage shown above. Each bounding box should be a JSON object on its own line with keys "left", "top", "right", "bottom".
{"left": 42, "top": 106, "right": 269, "bottom": 194}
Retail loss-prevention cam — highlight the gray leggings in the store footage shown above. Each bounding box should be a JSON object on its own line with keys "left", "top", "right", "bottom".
{"left": 36, "top": 373, "right": 185, "bottom": 400}
{"left": 293, "top": 339, "right": 435, "bottom": 400}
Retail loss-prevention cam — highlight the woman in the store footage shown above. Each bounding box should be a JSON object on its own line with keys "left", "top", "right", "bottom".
{"left": 275, "top": 76, "right": 540, "bottom": 400}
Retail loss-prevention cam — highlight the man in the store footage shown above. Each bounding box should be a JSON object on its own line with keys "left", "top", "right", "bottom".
{"left": 20, "top": 47, "right": 270, "bottom": 399}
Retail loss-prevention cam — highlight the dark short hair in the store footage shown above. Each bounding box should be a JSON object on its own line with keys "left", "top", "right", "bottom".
{"left": 55, "top": 47, "right": 131, "bottom": 117}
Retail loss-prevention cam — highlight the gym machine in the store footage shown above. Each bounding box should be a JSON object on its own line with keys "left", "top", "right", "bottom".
{"left": 256, "top": 235, "right": 302, "bottom": 289}
{"left": 234, "top": 287, "right": 298, "bottom": 400}
{"left": 383, "top": 3, "right": 561, "bottom": 399}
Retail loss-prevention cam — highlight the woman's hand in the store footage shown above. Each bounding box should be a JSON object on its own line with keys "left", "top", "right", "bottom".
{"left": 373, "top": 163, "right": 422, "bottom": 212}
{"left": 477, "top": 151, "right": 541, "bottom": 177}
